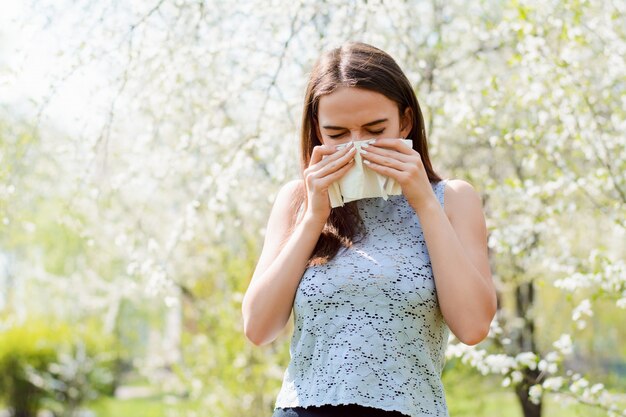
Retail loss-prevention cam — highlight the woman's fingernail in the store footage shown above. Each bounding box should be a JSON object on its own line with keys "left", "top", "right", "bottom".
{"left": 360, "top": 149, "right": 368, "bottom": 154}
{"left": 361, "top": 143, "right": 369, "bottom": 148}
{"left": 363, "top": 159, "right": 372, "bottom": 165}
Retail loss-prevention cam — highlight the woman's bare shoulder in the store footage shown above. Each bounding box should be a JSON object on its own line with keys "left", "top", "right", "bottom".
{"left": 442, "top": 178, "right": 483, "bottom": 221}
{"left": 270, "top": 179, "right": 304, "bottom": 219}
{"left": 280, "top": 178, "right": 304, "bottom": 195}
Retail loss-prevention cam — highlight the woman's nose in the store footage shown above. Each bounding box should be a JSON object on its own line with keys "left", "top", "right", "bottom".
{"left": 350, "top": 131, "right": 364, "bottom": 142}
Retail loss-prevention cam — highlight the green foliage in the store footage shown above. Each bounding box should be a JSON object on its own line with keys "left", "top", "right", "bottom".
{"left": 0, "top": 318, "right": 117, "bottom": 417}
{"left": 0, "top": 320, "right": 60, "bottom": 417}
{"left": 442, "top": 360, "right": 624, "bottom": 417}
{"left": 160, "top": 239, "right": 292, "bottom": 416}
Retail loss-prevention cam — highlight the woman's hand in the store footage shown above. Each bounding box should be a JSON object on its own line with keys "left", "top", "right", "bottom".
{"left": 303, "top": 142, "right": 357, "bottom": 223}
{"left": 357, "top": 138, "right": 438, "bottom": 213}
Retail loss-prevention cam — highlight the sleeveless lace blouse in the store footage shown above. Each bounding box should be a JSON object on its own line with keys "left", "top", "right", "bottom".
{"left": 274, "top": 179, "right": 451, "bottom": 417}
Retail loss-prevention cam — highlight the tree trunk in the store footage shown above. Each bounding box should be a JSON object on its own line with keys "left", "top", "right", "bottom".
{"left": 515, "top": 367, "right": 543, "bottom": 417}
{"left": 514, "top": 281, "right": 544, "bottom": 417}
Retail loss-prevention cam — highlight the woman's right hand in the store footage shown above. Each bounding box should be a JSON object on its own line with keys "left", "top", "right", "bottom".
{"left": 303, "top": 142, "right": 357, "bottom": 223}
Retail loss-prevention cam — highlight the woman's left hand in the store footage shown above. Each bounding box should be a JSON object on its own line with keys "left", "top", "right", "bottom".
{"left": 359, "top": 138, "right": 438, "bottom": 213}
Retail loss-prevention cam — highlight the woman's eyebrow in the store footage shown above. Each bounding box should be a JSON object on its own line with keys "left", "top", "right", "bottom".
{"left": 322, "top": 118, "right": 388, "bottom": 130}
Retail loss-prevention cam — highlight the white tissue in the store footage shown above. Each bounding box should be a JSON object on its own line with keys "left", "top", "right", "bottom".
{"left": 327, "top": 138, "right": 413, "bottom": 208}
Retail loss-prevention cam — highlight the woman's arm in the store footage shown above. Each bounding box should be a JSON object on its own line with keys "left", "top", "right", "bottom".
{"left": 241, "top": 180, "right": 326, "bottom": 346}
{"left": 413, "top": 179, "right": 497, "bottom": 346}
{"left": 243, "top": 143, "right": 356, "bottom": 346}
{"left": 350, "top": 139, "right": 496, "bottom": 345}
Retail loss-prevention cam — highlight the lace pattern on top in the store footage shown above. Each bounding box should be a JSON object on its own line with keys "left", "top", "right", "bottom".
{"left": 274, "top": 179, "right": 451, "bottom": 417}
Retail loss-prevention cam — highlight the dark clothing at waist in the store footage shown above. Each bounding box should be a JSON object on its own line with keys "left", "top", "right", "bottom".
{"left": 272, "top": 403, "right": 410, "bottom": 417}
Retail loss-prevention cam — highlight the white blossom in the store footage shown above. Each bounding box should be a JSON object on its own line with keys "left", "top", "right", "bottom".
{"left": 542, "top": 377, "right": 565, "bottom": 391}
{"left": 528, "top": 384, "right": 543, "bottom": 405}
{"left": 553, "top": 334, "right": 574, "bottom": 356}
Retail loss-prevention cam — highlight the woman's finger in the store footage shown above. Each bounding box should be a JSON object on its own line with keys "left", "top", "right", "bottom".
{"left": 370, "top": 138, "right": 415, "bottom": 155}
{"left": 316, "top": 156, "right": 355, "bottom": 188}
{"left": 359, "top": 144, "right": 414, "bottom": 163}
{"left": 361, "top": 159, "right": 407, "bottom": 182}
{"left": 311, "top": 145, "right": 357, "bottom": 178}
{"left": 360, "top": 148, "right": 414, "bottom": 171}
{"left": 309, "top": 142, "right": 351, "bottom": 167}
{"left": 306, "top": 143, "right": 354, "bottom": 175}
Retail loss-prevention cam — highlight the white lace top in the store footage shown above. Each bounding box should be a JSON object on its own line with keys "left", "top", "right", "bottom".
{"left": 274, "top": 179, "right": 451, "bottom": 417}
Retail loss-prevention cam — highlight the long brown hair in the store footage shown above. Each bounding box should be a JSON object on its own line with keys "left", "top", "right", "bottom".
{"left": 295, "top": 41, "right": 442, "bottom": 266}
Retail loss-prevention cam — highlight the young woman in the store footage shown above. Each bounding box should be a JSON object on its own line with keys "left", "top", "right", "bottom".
{"left": 242, "top": 42, "right": 497, "bottom": 417}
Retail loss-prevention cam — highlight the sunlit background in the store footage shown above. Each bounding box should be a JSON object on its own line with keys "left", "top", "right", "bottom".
{"left": 1, "top": 1, "right": 625, "bottom": 416}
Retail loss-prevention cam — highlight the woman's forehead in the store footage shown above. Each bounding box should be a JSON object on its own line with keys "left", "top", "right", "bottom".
{"left": 318, "top": 87, "right": 397, "bottom": 125}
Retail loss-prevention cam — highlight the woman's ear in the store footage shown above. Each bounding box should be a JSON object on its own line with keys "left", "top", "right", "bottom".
{"left": 400, "top": 107, "right": 413, "bottom": 138}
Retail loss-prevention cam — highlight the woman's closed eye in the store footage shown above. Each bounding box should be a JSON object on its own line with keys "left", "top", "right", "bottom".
{"left": 328, "top": 129, "right": 385, "bottom": 139}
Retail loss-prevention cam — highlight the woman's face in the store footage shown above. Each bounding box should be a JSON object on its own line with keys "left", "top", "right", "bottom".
{"left": 317, "top": 86, "right": 412, "bottom": 147}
